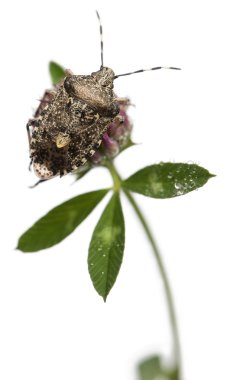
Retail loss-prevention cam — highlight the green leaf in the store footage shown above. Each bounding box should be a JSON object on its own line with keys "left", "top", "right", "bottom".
{"left": 169, "top": 367, "right": 180, "bottom": 380}
{"left": 138, "top": 356, "right": 163, "bottom": 380}
{"left": 118, "top": 138, "right": 137, "bottom": 156}
{"left": 122, "top": 162, "right": 215, "bottom": 199}
{"left": 88, "top": 192, "right": 125, "bottom": 301}
{"left": 75, "top": 164, "right": 92, "bottom": 182}
{"left": 49, "top": 61, "right": 65, "bottom": 85}
{"left": 138, "top": 355, "right": 179, "bottom": 380}
{"left": 17, "top": 189, "right": 109, "bottom": 252}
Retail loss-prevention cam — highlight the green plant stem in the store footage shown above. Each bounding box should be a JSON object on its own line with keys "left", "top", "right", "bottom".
{"left": 104, "top": 160, "right": 122, "bottom": 192}
{"left": 123, "top": 190, "right": 181, "bottom": 373}
{"left": 106, "top": 160, "right": 181, "bottom": 376}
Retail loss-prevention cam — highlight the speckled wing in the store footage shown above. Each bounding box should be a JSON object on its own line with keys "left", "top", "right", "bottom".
{"left": 30, "top": 86, "right": 113, "bottom": 179}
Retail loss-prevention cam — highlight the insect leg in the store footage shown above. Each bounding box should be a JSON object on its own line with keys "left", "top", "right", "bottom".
{"left": 29, "top": 179, "right": 47, "bottom": 188}
{"left": 115, "top": 97, "right": 136, "bottom": 109}
{"left": 26, "top": 118, "right": 40, "bottom": 171}
{"left": 26, "top": 119, "right": 35, "bottom": 145}
{"left": 113, "top": 114, "right": 124, "bottom": 126}
{"left": 28, "top": 159, "right": 33, "bottom": 172}
{"left": 115, "top": 97, "right": 130, "bottom": 104}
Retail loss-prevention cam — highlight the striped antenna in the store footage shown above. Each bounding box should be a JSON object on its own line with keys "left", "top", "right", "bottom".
{"left": 114, "top": 66, "right": 181, "bottom": 79}
{"left": 96, "top": 10, "right": 104, "bottom": 68}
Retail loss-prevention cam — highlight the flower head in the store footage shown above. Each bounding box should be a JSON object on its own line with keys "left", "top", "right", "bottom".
{"left": 76, "top": 98, "right": 133, "bottom": 178}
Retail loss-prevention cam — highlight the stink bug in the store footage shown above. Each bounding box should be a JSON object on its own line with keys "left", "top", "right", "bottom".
{"left": 27, "top": 11, "right": 180, "bottom": 186}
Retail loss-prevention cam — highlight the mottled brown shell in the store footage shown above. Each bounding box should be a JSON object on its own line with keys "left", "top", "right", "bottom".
{"left": 29, "top": 67, "right": 120, "bottom": 179}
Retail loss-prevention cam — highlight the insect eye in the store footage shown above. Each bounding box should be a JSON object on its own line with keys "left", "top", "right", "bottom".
{"left": 64, "top": 77, "right": 74, "bottom": 95}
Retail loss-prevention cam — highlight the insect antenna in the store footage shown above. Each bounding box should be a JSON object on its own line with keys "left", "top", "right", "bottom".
{"left": 114, "top": 66, "right": 181, "bottom": 79}
{"left": 96, "top": 10, "right": 104, "bottom": 68}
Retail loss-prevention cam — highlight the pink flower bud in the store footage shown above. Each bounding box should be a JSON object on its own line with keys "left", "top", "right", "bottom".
{"left": 90, "top": 151, "right": 103, "bottom": 165}
{"left": 102, "top": 133, "right": 120, "bottom": 158}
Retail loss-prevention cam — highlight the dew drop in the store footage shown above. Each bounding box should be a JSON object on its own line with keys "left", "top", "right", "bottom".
{"left": 188, "top": 180, "right": 195, "bottom": 189}
{"left": 174, "top": 182, "right": 184, "bottom": 195}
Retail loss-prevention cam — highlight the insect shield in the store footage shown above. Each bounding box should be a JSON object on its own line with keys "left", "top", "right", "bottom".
{"left": 26, "top": 11, "right": 180, "bottom": 187}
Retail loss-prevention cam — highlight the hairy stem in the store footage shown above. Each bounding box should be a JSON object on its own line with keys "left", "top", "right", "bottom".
{"left": 106, "top": 160, "right": 181, "bottom": 377}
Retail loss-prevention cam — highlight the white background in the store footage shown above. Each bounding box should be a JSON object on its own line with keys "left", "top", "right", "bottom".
{"left": 0, "top": 0, "right": 226, "bottom": 379}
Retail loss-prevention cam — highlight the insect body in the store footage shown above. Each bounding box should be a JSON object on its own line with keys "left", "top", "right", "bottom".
{"left": 27, "top": 11, "right": 180, "bottom": 183}
{"left": 27, "top": 67, "right": 120, "bottom": 179}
